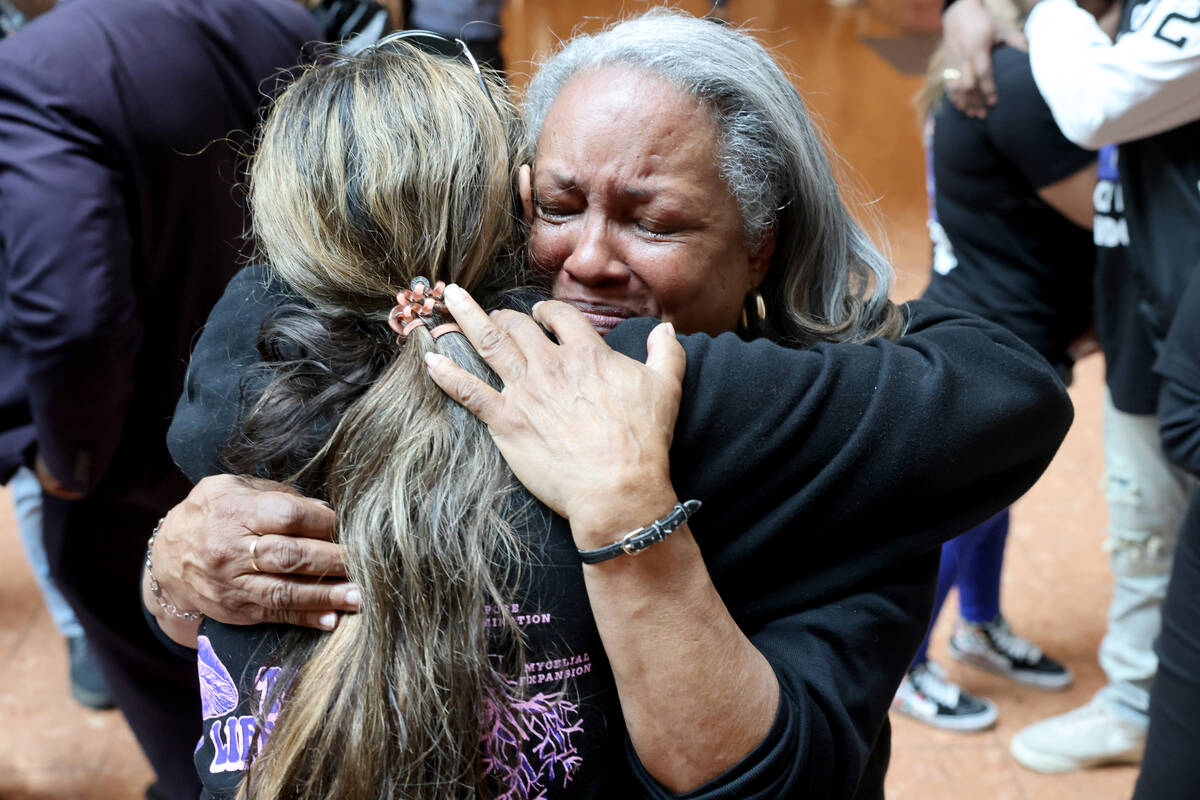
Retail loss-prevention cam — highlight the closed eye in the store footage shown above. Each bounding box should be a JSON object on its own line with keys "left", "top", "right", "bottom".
{"left": 532, "top": 187, "right": 579, "bottom": 222}
{"left": 536, "top": 203, "right": 575, "bottom": 221}
{"left": 636, "top": 220, "right": 681, "bottom": 239}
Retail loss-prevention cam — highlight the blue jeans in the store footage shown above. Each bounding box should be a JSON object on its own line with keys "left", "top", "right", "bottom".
{"left": 10, "top": 465, "right": 82, "bottom": 638}
{"left": 911, "top": 509, "right": 1009, "bottom": 667}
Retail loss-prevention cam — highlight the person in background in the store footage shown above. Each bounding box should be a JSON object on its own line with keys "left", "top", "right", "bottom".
{"left": 891, "top": 0, "right": 1099, "bottom": 732}
{"left": 1136, "top": 267, "right": 1200, "bottom": 800}
{"left": 0, "top": 1, "right": 320, "bottom": 797}
{"left": 1007, "top": 0, "right": 1200, "bottom": 772}
{"left": 939, "top": 0, "right": 1200, "bottom": 769}
{"left": 310, "top": 0, "right": 391, "bottom": 53}
{"left": 0, "top": 0, "right": 112, "bottom": 713}
{"left": 406, "top": 0, "right": 505, "bottom": 70}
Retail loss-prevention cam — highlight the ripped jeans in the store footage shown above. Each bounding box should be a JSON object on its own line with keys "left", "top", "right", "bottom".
{"left": 1099, "top": 391, "right": 1199, "bottom": 718}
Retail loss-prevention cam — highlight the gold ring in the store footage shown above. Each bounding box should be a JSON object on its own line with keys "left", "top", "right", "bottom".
{"left": 249, "top": 536, "right": 262, "bottom": 573}
{"left": 942, "top": 67, "right": 963, "bottom": 83}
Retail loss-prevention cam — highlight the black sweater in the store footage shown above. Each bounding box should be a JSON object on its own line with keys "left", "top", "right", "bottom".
{"left": 1157, "top": 268, "right": 1200, "bottom": 478}
{"left": 166, "top": 266, "right": 1073, "bottom": 799}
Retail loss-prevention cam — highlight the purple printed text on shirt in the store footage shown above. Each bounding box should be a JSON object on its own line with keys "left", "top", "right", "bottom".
{"left": 206, "top": 666, "right": 283, "bottom": 775}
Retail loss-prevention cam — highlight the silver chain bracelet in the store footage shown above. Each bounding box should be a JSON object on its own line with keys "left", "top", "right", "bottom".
{"left": 145, "top": 517, "right": 202, "bottom": 621}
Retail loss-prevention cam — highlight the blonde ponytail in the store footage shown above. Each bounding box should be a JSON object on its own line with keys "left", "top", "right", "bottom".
{"left": 232, "top": 42, "right": 535, "bottom": 799}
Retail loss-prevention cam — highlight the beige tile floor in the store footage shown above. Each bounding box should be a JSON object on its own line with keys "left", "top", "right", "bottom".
{"left": 0, "top": 0, "right": 1139, "bottom": 797}
{"left": 0, "top": 501, "right": 155, "bottom": 798}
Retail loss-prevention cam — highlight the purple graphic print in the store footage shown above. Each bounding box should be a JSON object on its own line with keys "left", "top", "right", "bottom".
{"left": 482, "top": 689, "right": 585, "bottom": 800}
{"left": 197, "top": 635, "right": 239, "bottom": 719}
{"left": 206, "top": 666, "right": 283, "bottom": 775}
{"left": 1098, "top": 144, "right": 1119, "bottom": 182}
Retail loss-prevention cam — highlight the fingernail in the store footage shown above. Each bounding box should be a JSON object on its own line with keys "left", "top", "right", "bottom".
{"left": 423, "top": 352, "right": 442, "bottom": 369}
{"left": 532, "top": 300, "right": 544, "bottom": 313}
{"left": 664, "top": 321, "right": 676, "bottom": 336}
{"left": 344, "top": 588, "right": 361, "bottom": 608}
{"left": 319, "top": 612, "right": 338, "bottom": 630}
{"left": 444, "top": 283, "right": 465, "bottom": 302}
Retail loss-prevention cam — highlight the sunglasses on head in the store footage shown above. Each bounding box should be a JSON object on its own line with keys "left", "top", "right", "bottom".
{"left": 369, "top": 29, "right": 499, "bottom": 113}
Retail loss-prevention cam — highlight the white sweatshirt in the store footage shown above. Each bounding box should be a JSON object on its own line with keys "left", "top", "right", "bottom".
{"left": 1026, "top": 0, "right": 1200, "bottom": 148}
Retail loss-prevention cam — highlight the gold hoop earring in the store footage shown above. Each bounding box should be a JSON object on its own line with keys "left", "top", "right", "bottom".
{"left": 754, "top": 291, "right": 767, "bottom": 323}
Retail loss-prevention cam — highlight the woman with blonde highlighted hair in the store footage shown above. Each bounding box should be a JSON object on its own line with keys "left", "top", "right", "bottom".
{"left": 150, "top": 36, "right": 547, "bottom": 799}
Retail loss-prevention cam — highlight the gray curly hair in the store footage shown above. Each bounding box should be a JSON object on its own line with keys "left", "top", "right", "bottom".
{"left": 523, "top": 9, "right": 904, "bottom": 345}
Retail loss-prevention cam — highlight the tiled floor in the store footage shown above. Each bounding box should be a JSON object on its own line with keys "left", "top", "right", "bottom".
{"left": 0, "top": 507, "right": 155, "bottom": 798}
{"left": 0, "top": 0, "right": 1139, "bottom": 798}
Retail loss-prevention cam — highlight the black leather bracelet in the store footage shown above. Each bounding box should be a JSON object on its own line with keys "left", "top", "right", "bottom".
{"left": 577, "top": 500, "right": 702, "bottom": 564}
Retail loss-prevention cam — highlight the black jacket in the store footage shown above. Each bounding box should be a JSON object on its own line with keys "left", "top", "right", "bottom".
{"left": 0, "top": 0, "right": 320, "bottom": 496}
{"left": 167, "top": 266, "right": 1073, "bottom": 799}
{"left": 1158, "top": 268, "right": 1200, "bottom": 478}
{"left": 1115, "top": 0, "right": 1200, "bottom": 351}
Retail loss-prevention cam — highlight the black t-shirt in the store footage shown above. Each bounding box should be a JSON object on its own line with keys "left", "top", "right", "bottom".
{"left": 922, "top": 46, "right": 1096, "bottom": 368}
{"left": 1093, "top": 144, "right": 1162, "bottom": 413}
{"left": 192, "top": 504, "right": 635, "bottom": 800}
{"left": 165, "top": 266, "right": 1073, "bottom": 800}
{"left": 1116, "top": 0, "right": 1200, "bottom": 348}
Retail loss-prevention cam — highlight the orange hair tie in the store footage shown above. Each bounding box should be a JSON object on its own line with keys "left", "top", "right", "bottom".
{"left": 428, "top": 322, "right": 462, "bottom": 338}
{"left": 387, "top": 278, "right": 458, "bottom": 341}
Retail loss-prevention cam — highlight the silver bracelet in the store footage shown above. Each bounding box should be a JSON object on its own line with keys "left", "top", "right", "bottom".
{"left": 145, "top": 517, "right": 202, "bottom": 621}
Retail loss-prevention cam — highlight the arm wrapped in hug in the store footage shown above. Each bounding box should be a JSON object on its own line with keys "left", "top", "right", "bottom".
{"left": 605, "top": 303, "right": 1072, "bottom": 798}
{"left": 166, "top": 271, "right": 1072, "bottom": 798}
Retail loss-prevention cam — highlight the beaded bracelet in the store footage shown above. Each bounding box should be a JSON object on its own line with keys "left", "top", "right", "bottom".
{"left": 145, "top": 517, "right": 202, "bottom": 621}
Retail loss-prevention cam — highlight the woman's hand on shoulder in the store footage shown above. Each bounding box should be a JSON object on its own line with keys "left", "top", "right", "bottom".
{"left": 425, "top": 286, "right": 686, "bottom": 545}
{"left": 149, "top": 474, "right": 360, "bottom": 630}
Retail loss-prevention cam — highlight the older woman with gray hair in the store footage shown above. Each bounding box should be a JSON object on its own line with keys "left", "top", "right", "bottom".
{"left": 518, "top": 10, "right": 901, "bottom": 347}
{"left": 149, "top": 10, "right": 1071, "bottom": 799}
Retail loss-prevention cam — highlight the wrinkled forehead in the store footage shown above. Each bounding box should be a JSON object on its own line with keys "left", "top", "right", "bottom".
{"left": 538, "top": 64, "right": 715, "bottom": 145}
{"left": 533, "top": 66, "right": 720, "bottom": 173}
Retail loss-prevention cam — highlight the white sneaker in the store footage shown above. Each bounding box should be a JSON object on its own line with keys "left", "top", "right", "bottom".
{"left": 1010, "top": 693, "right": 1146, "bottom": 773}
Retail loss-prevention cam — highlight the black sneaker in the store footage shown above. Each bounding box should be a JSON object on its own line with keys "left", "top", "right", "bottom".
{"left": 68, "top": 636, "right": 115, "bottom": 710}
{"left": 891, "top": 661, "right": 997, "bottom": 731}
{"left": 949, "top": 615, "right": 1074, "bottom": 690}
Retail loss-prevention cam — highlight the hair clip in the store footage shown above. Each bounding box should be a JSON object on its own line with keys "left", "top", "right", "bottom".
{"left": 387, "top": 277, "right": 462, "bottom": 341}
